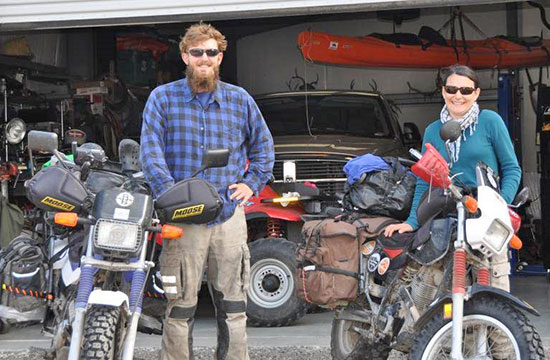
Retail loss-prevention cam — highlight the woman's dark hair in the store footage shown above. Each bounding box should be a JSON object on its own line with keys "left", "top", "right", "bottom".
{"left": 440, "top": 64, "right": 479, "bottom": 88}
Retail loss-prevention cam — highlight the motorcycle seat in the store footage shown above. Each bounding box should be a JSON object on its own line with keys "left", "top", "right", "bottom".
{"left": 377, "top": 232, "right": 415, "bottom": 250}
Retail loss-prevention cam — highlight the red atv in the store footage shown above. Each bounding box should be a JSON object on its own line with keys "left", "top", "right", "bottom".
{"left": 244, "top": 181, "right": 335, "bottom": 327}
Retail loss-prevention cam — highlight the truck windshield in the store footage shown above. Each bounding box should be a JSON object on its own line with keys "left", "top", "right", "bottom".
{"left": 256, "top": 94, "right": 393, "bottom": 138}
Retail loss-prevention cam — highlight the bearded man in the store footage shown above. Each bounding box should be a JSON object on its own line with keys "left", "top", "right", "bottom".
{"left": 140, "top": 22, "right": 274, "bottom": 360}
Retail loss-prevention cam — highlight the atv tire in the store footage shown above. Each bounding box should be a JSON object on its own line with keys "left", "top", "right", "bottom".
{"left": 246, "top": 238, "right": 307, "bottom": 327}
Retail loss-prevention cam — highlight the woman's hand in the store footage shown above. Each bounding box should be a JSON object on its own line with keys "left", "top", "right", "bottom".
{"left": 384, "top": 223, "right": 413, "bottom": 237}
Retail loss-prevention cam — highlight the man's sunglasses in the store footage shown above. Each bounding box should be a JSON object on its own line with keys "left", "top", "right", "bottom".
{"left": 443, "top": 85, "right": 477, "bottom": 95}
{"left": 188, "top": 48, "right": 221, "bottom": 57}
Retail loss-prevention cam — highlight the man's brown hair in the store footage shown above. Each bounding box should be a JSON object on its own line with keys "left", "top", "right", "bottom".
{"left": 179, "top": 22, "right": 227, "bottom": 54}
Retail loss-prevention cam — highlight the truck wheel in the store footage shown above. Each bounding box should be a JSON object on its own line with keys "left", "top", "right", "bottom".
{"left": 246, "top": 238, "right": 307, "bottom": 327}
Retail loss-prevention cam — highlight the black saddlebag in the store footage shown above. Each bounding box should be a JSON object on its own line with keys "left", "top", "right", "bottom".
{"left": 155, "top": 178, "right": 222, "bottom": 224}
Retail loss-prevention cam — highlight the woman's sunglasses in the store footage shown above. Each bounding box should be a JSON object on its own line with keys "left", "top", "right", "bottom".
{"left": 188, "top": 48, "right": 221, "bottom": 57}
{"left": 444, "top": 85, "right": 477, "bottom": 95}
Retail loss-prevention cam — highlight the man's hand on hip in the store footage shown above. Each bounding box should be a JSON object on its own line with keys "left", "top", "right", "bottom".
{"left": 229, "top": 183, "right": 253, "bottom": 206}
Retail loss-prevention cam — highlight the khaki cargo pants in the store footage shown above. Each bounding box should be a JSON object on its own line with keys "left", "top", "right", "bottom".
{"left": 159, "top": 206, "right": 250, "bottom": 360}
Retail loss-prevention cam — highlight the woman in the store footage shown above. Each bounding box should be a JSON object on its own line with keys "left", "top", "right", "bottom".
{"left": 384, "top": 64, "right": 521, "bottom": 291}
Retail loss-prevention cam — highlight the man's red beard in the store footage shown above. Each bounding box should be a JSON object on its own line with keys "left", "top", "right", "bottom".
{"left": 186, "top": 61, "right": 220, "bottom": 93}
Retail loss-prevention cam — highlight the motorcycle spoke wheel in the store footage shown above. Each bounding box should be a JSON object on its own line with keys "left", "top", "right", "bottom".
{"left": 422, "top": 315, "right": 520, "bottom": 360}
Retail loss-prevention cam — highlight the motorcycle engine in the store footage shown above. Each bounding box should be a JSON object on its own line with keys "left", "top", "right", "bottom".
{"left": 409, "top": 265, "right": 444, "bottom": 311}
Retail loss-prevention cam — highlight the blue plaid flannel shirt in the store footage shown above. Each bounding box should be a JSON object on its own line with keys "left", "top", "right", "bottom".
{"left": 140, "top": 79, "right": 274, "bottom": 225}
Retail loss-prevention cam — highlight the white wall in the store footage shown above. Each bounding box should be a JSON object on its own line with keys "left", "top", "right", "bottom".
{"left": 237, "top": 3, "right": 545, "bottom": 172}
{"left": 0, "top": 0, "right": 516, "bottom": 31}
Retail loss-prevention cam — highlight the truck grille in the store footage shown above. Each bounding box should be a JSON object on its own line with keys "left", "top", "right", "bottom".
{"left": 272, "top": 159, "right": 348, "bottom": 194}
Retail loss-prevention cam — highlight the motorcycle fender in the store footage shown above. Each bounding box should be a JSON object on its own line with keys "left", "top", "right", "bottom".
{"left": 415, "top": 285, "right": 540, "bottom": 331}
{"left": 469, "top": 284, "right": 540, "bottom": 316}
{"left": 88, "top": 290, "right": 129, "bottom": 308}
{"left": 61, "top": 260, "right": 80, "bottom": 285}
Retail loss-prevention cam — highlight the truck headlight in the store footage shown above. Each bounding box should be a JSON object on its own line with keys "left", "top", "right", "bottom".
{"left": 482, "top": 219, "right": 510, "bottom": 254}
{"left": 5, "top": 118, "right": 26, "bottom": 144}
{"left": 93, "top": 219, "right": 142, "bottom": 253}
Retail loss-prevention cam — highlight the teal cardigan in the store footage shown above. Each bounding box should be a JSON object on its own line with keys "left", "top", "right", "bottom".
{"left": 405, "top": 109, "right": 522, "bottom": 230}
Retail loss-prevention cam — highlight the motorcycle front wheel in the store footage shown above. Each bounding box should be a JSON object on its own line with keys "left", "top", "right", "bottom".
{"left": 80, "top": 305, "right": 125, "bottom": 360}
{"left": 409, "top": 295, "right": 545, "bottom": 360}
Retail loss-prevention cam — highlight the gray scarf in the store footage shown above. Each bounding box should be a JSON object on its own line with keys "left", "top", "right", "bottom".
{"left": 440, "top": 102, "right": 480, "bottom": 163}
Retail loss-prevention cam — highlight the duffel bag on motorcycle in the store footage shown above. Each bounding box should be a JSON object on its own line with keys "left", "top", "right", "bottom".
{"left": 343, "top": 156, "right": 416, "bottom": 220}
{"left": 295, "top": 218, "right": 360, "bottom": 306}
{"left": 155, "top": 178, "right": 222, "bottom": 224}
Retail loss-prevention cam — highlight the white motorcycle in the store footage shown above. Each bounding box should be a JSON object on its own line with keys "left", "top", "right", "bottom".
{"left": 330, "top": 120, "right": 544, "bottom": 360}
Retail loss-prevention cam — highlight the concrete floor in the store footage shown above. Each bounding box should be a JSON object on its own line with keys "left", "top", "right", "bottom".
{"left": 509, "top": 275, "right": 550, "bottom": 348}
{"left": 0, "top": 276, "right": 548, "bottom": 352}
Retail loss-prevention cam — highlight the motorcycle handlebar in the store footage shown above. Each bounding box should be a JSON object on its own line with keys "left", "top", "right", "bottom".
{"left": 397, "top": 157, "right": 416, "bottom": 168}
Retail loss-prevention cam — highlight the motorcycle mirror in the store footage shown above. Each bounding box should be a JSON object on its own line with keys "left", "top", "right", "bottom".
{"left": 190, "top": 149, "right": 230, "bottom": 178}
{"left": 202, "top": 149, "right": 229, "bottom": 169}
{"left": 439, "top": 121, "right": 461, "bottom": 166}
{"left": 439, "top": 121, "right": 462, "bottom": 142}
{"left": 28, "top": 130, "right": 58, "bottom": 153}
{"left": 511, "top": 187, "right": 530, "bottom": 208}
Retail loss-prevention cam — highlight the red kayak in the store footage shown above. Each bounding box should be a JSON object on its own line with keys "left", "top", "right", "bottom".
{"left": 298, "top": 30, "right": 550, "bottom": 69}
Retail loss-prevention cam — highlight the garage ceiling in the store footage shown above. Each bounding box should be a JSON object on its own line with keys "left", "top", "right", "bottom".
{"left": 1, "top": 0, "right": 519, "bottom": 32}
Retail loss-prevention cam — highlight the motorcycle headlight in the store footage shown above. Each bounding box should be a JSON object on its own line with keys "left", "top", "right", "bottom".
{"left": 5, "top": 118, "right": 26, "bottom": 144}
{"left": 93, "top": 219, "right": 143, "bottom": 253}
{"left": 482, "top": 219, "right": 511, "bottom": 254}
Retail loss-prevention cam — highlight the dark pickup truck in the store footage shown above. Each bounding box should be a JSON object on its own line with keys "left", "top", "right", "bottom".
{"left": 255, "top": 90, "right": 420, "bottom": 195}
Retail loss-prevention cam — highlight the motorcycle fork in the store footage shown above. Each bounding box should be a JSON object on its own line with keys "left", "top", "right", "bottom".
{"left": 121, "top": 236, "right": 150, "bottom": 360}
{"left": 450, "top": 203, "right": 466, "bottom": 360}
{"left": 68, "top": 229, "right": 96, "bottom": 360}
